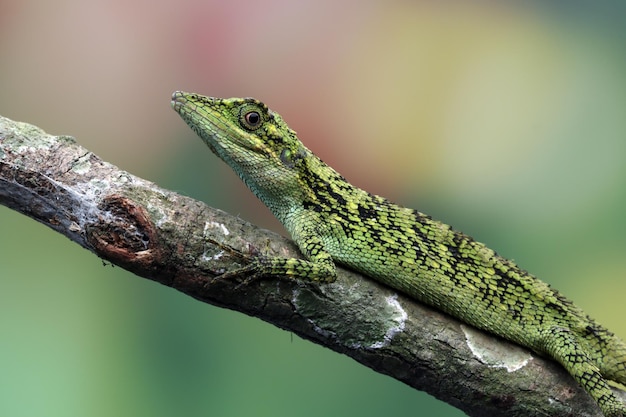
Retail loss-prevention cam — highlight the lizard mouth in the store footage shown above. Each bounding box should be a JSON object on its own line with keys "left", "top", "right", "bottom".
{"left": 170, "top": 91, "right": 188, "bottom": 111}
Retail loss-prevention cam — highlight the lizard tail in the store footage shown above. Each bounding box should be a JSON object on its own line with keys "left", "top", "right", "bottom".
{"left": 543, "top": 326, "right": 626, "bottom": 416}
{"left": 600, "top": 334, "right": 626, "bottom": 386}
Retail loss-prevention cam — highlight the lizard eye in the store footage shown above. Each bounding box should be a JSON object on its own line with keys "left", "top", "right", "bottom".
{"left": 242, "top": 111, "right": 262, "bottom": 130}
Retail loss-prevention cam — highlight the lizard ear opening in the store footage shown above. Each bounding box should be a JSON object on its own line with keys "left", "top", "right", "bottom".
{"left": 280, "top": 147, "right": 307, "bottom": 168}
{"left": 280, "top": 148, "right": 301, "bottom": 168}
{"left": 280, "top": 148, "right": 294, "bottom": 167}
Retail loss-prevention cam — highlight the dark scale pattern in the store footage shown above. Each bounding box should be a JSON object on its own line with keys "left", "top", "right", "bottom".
{"left": 172, "top": 91, "right": 626, "bottom": 416}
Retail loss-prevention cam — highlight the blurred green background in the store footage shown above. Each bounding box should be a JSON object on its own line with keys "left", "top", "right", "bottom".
{"left": 1, "top": 1, "right": 626, "bottom": 416}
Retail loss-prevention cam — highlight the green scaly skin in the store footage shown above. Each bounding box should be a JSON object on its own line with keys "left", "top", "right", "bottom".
{"left": 171, "top": 91, "right": 626, "bottom": 416}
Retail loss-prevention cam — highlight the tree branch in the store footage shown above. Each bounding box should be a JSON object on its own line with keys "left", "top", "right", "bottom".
{"left": 0, "top": 114, "right": 620, "bottom": 417}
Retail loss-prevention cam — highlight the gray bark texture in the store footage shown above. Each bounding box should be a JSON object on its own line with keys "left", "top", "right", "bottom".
{"left": 1, "top": 114, "right": 621, "bottom": 416}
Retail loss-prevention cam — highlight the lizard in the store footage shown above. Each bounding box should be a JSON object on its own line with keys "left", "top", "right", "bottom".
{"left": 170, "top": 90, "right": 626, "bottom": 416}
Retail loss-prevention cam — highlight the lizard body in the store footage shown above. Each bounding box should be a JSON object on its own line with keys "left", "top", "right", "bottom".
{"left": 171, "top": 91, "right": 626, "bottom": 416}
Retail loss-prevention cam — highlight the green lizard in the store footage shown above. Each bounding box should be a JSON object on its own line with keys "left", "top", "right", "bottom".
{"left": 171, "top": 91, "right": 626, "bottom": 416}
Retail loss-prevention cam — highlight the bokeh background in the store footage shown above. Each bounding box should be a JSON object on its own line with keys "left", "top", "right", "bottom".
{"left": 1, "top": 1, "right": 626, "bottom": 416}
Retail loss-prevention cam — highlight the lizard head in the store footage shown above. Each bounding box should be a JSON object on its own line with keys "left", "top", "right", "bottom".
{"left": 171, "top": 91, "right": 315, "bottom": 214}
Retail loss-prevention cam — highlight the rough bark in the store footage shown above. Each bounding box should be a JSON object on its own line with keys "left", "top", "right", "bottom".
{"left": 0, "top": 114, "right": 622, "bottom": 416}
